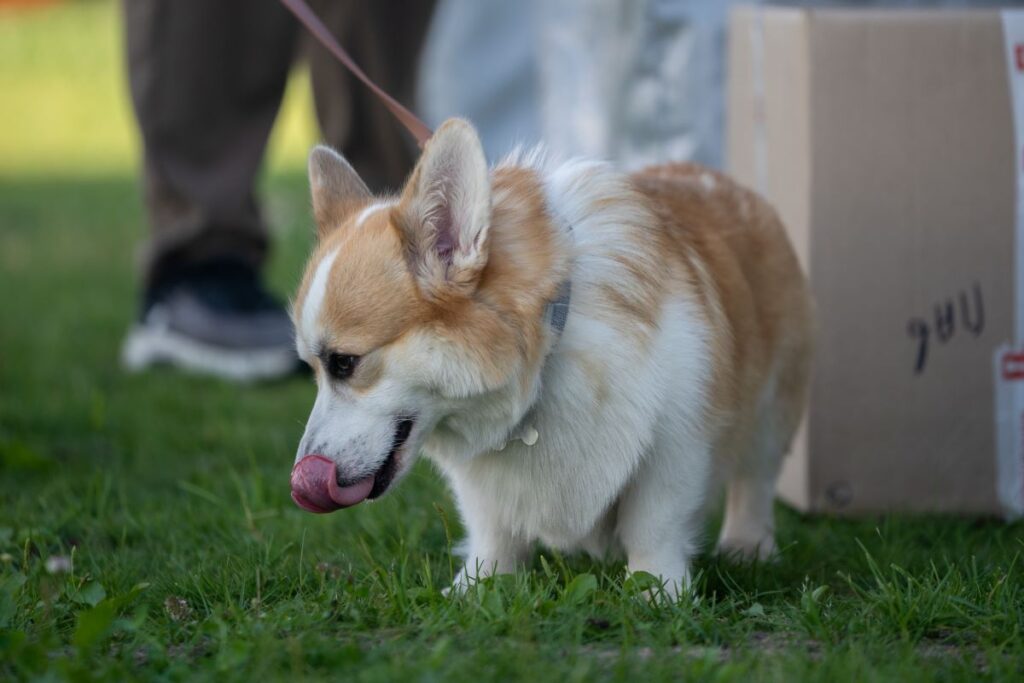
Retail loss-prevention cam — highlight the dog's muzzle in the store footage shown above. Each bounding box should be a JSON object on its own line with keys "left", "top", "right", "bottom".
{"left": 290, "top": 418, "right": 415, "bottom": 513}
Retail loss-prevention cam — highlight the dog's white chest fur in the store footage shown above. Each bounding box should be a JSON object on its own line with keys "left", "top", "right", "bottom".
{"left": 431, "top": 299, "right": 711, "bottom": 551}
{"left": 424, "top": 159, "right": 715, "bottom": 569}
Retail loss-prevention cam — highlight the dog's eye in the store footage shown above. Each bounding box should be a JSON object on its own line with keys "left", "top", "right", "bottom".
{"left": 326, "top": 353, "right": 359, "bottom": 380}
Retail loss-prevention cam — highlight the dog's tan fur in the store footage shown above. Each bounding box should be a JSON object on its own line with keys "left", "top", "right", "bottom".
{"left": 631, "top": 164, "right": 813, "bottom": 459}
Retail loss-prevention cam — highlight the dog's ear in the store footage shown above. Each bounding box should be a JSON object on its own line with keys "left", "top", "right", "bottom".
{"left": 308, "top": 145, "right": 371, "bottom": 238}
{"left": 396, "top": 118, "right": 491, "bottom": 300}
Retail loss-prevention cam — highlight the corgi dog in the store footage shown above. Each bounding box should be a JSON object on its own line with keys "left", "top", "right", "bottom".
{"left": 289, "top": 119, "right": 812, "bottom": 596}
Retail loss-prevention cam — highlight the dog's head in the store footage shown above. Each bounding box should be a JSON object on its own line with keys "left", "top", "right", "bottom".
{"left": 288, "top": 119, "right": 556, "bottom": 513}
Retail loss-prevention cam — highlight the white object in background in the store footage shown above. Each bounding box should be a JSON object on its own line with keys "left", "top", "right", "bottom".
{"left": 418, "top": 0, "right": 740, "bottom": 169}
{"left": 995, "top": 11, "right": 1024, "bottom": 518}
{"left": 1003, "top": 9, "right": 1024, "bottom": 343}
{"left": 993, "top": 346, "right": 1024, "bottom": 518}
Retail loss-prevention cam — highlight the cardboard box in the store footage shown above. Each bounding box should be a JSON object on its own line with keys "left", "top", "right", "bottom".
{"left": 727, "top": 7, "right": 1024, "bottom": 517}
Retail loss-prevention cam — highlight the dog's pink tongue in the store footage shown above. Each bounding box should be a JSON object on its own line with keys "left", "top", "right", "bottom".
{"left": 290, "top": 455, "right": 374, "bottom": 514}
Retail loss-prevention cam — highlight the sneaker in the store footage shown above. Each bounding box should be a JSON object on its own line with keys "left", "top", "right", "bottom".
{"left": 121, "top": 258, "right": 299, "bottom": 382}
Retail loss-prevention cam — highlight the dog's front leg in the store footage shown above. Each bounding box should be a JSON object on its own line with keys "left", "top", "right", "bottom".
{"left": 451, "top": 532, "right": 529, "bottom": 594}
{"left": 448, "top": 482, "right": 530, "bottom": 594}
{"left": 615, "top": 431, "right": 712, "bottom": 601}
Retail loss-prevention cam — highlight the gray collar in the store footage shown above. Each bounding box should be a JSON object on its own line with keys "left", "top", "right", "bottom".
{"left": 498, "top": 216, "right": 572, "bottom": 450}
{"left": 543, "top": 217, "right": 573, "bottom": 340}
{"left": 544, "top": 279, "right": 572, "bottom": 339}
{"left": 500, "top": 277, "right": 570, "bottom": 451}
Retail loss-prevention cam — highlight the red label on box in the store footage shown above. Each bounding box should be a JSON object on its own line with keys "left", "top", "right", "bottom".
{"left": 1002, "top": 351, "right": 1024, "bottom": 380}
{"left": 1015, "top": 43, "right": 1024, "bottom": 70}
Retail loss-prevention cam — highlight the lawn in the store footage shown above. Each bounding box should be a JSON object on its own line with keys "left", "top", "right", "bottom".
{"left": 1, "top": 2, "right": 1022, "bottom": 681}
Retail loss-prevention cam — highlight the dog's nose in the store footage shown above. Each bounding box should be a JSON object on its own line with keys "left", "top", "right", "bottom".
{"left": 290, "top": 454, "right": 374, "bottom": 513}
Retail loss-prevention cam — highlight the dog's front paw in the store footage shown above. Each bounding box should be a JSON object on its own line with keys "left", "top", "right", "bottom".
{"left": 625, "top": 567, "right": 692, "bottom": 605}
{"left": 442, "top": 568, "right": 475, "bottom": 597}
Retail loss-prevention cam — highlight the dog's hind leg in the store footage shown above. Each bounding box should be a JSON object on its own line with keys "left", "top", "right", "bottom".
{"left": 717, "top": 349, "right": 810, "bottom": 561}
{"left": 615, "top": 427, "right": 712, "bottom": 600}
{"left": 716, "top": 421, "right": 783, "bottom": 561}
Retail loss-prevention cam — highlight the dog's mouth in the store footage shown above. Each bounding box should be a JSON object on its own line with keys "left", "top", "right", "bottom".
{"left": 367, "top": 417, "right": 414, "bottom": 500}
{"left": 290, "top": 417, "right": 415, "bottom": 514}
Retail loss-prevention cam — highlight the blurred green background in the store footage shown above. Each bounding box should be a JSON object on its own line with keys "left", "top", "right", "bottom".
{"left": 1, "top": 2, "right": 1022, "bottom": 681}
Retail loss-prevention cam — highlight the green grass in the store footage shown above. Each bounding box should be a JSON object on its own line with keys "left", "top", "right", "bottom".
{"left": 1, "top": 2, "right": 1023, "bottom": 681}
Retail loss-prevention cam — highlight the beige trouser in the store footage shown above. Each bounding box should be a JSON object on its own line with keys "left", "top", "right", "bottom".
{"left": 123, "top": 0, "right": 434, "bottom": 286}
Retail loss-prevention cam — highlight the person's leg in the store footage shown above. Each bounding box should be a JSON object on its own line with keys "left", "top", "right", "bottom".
{"left": 122, "top": 0, "right": 301, "bottom": 380}
{"left": 125, "top": 0, "right": 298, "bottom": 283}
{"left": 307, "top": 0, "right": 436, "bottom": 193}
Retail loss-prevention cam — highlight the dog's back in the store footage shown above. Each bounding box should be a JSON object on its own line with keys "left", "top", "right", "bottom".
{"left": 632, "top": 162, "right": 813, "bottom": 559}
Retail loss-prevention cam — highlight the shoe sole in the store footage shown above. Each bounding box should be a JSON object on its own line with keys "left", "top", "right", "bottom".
{"left": 121, "top": 325, "right": 298, "bottom": 382}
